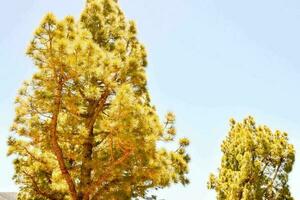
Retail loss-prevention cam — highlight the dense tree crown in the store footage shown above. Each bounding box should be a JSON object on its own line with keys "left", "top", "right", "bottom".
{"left": 8, "top": 0, "right": 190, "bottom": 199}
{"left": 208, "top": 116, "right": 295, "bottom": 200}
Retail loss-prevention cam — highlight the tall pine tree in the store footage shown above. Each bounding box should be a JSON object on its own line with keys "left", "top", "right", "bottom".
{"left": 8, "top": 0, "right": 190, "bottom": 199}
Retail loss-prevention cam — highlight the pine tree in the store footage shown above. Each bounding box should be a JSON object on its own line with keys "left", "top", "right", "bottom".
{"left": 8, "top": 1, "right": 190, "bottom": 199}
{"left": 208, "top": 116, "right": 295, "bottom": 200}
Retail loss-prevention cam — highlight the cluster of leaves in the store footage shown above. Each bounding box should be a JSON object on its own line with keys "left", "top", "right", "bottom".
{"left": 8, "top": 0, "right": 190, "bottom": 200}
{"left": 208, "top": 116, "right": 295, "bottom": 200}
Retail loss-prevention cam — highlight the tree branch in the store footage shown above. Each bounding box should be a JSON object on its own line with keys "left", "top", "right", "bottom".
{"left": 83, "top": 149, "right": 132, "bottom": 200}
{"left": 50, "top": 74, "right": 78, "bottom": 200}
{"left": 23, "top": 146, "right": 47, "bottom": 165}
{"left": 22, "top": 170, "right": 57, "bottom": 200}
{"left": 262, "top": 159, "right": 283, "bottom": 197}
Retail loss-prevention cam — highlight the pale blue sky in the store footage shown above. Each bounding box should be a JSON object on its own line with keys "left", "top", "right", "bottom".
{"left": 1, "top": 0, "right": 300, "bottom": 199}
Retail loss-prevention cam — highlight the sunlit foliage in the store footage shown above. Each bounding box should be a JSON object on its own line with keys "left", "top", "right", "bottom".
{"left": 208, "top": 116, "right": 295, "bottom": 200}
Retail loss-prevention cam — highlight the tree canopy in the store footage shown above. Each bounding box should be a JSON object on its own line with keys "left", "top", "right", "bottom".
{"left": 208, "top": 116, "right": 295, "bottom": 200}
{"left": 8, "top": 0, "right": 190, "bottom": 199}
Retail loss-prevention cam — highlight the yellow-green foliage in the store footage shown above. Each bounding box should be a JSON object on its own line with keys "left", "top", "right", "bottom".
{"left": 8, "top": 0, "right": 190, "bottom": 199}
{"left": 208, "top": 116, "right": 295, "bottom": 200}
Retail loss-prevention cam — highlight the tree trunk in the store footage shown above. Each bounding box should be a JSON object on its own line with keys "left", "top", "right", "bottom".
{"left": 79, "top": 89, "right": 110, "bottom": 199}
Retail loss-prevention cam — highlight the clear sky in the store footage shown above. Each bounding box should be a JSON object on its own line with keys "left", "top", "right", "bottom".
{"left": 1, "top": 0, "right": 300, "bottom": 199}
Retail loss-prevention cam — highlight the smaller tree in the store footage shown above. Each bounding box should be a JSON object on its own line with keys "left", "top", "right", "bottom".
{"left": 208, "top": 116, "right": 295, "bottom": 200}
